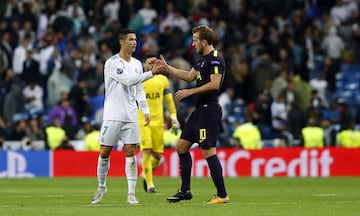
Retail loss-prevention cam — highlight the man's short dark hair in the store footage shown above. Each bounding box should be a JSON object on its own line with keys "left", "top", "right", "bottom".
{"left": 192, "top": 25, "right": 214, "bottom": 45}
{"left": 119, "top": 29, "right": 136, "bottom": 40}
{"left": 143, "top": 52, "right": 157, "bottom": 61}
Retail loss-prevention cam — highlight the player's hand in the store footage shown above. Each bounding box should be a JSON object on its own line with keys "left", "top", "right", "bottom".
{"left": 156, "top": 54, "right": 170, "bottom": 73}
{"left": 160, "top": 55, "right": 168, "bottom": 65}
{"left": 151, "top": 58, "right": 167, "bottom": 74}
{"left": 144, "top": 114, "right": 150, "bottom": 126}
{"left": 175, "top": 89, "right": 192, "bottom": 101}
{"left": 171, "top": 116, "right": 179, "bottom": 127}
{"left": 170, "top": 117, "right": 180, "bottom": 136}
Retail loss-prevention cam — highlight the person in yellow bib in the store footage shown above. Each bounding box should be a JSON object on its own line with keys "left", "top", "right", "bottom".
{"left": 232, "top": 116, "right": 262, "bottom": 149}
{"left": 337, "top": 121, "right": 360, "bottom": 148}
{"left": 163, "top": 125, "right": 181, "bottom": 148}
{"left": 84, "top": 123, "right": 101, "bottom": 151}
{"left": 45, "top": 117, "right": 72, "bottom": 150}
{"left": 138, "top": 53, "right": 179, "bottom": 193}
{"left": 301, "top": 117, "right": 324, "bottom": 148}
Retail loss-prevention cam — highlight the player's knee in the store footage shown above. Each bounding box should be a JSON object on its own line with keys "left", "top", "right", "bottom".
{"left": 201, "top": 147, "right": 216, "bottom": 158}
{"left": 175, "top": 140, "right": 191, "bottom": 154}
{"left": 125, "top": 150, "right": 135, "bottom": 157}
{"left": 152, "top": 152, "right": 162, "bottom": 160}
{"left": 154, "top": 155, "right": 162, "bottom": 161}
{"left": 99, "top": 146, "right": 111, "bottom": 158}
{"left": 124, "top": 144, "right": 136, "bottom": 157}
{"left": 175, "top": 145, "right": 187, "bottom": 154}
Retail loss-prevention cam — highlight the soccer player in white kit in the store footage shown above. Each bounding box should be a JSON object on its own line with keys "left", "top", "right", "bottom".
{"left": 91, "top": 29, "right": 165, "bottom": 205}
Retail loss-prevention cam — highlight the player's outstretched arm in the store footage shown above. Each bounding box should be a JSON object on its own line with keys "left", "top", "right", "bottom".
{"left": 160, "top": 55, "right": 197, "bottom": 82}
{"left": 149, "top": 58, "right": 167, "bottom": 75}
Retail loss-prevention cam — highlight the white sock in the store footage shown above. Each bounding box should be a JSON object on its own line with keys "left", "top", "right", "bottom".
{"left": 125, "top": 156, "right": 137, "bottom": 195}
{"left": 97, "top": 156, "right": 110, "bottom": 188}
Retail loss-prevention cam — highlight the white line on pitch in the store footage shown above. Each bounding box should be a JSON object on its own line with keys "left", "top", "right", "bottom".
{"left": 312, "top": 194, "right": 341, "bottom": 197}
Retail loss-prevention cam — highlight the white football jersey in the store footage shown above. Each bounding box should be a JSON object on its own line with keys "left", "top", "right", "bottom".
{"left": 102, "top": 54, "right": 152, "bottom": 122}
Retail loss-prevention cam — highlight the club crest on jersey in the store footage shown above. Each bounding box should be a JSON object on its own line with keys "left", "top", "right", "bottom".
{"left": 117, "top": 68, "right": 123, "bottom": 74}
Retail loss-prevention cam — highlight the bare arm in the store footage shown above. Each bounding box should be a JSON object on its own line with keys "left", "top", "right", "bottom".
{"left": 160, "top": 55, "right": 197, "bottom": 82}
{"left": 175, "top": 73, "right": 222, "bottom": 101}
{"left": 167, "top": 64, "right": 198, "bottom": 82}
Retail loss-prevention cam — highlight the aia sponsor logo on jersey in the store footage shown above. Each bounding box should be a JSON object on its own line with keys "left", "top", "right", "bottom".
{"left": 146, "top": 92, "right": 160, "bottom": 100}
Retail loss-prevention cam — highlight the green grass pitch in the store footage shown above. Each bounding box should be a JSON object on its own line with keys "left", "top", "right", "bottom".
{"left": 1, "top": 177, "right": 359, "bottom": 216}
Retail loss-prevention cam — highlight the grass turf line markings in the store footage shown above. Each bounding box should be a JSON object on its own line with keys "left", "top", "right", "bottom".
{"left": 1, "top": 177, "right": 360, "bottom": 216}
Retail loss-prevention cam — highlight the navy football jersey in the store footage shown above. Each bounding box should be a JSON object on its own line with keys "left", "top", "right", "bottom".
{"left": 193, "top": 50, "right": 225, "bottom": 106}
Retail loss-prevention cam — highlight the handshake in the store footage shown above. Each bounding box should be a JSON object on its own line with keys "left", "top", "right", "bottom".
{"left": 149, "top": 55, "right": 169, "bottom": 75}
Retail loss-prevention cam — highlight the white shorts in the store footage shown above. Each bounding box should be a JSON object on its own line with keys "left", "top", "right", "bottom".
{"left": 98, "top": 120, "right": 140, "bottom": 146}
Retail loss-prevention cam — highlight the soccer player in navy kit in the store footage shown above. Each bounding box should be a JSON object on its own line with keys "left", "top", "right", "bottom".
{"left": 163, "top": 25, "right": 229, "bottom": 204}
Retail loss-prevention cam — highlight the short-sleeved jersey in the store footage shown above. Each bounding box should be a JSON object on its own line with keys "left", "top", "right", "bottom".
{"left": 180, "top": 50, "right": 225, "bottom": 147}
{"left": 102, "top": 54, "right": 152, "bottom": 122}
{"left": 138, "top": 74, "right": 172, "bottom": 126}
{"left": 193, "top": 50, "right": 225, "bottom": 106}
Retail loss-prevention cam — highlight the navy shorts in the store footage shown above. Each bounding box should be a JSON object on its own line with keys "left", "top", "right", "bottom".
{"left": 180, "top": 104, "right": 222, "bottom": 149}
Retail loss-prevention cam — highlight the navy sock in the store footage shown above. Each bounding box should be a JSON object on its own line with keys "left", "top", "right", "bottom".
{"left": 207, "top": 155, "right": 227, "bottom": 198}
{"left": 179, "top": 151, "right": 192, "bottom": 192}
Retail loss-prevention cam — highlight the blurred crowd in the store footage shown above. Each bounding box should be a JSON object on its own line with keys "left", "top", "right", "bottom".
{"left": 1, "top": 0, "right": 360, "bottom": 150}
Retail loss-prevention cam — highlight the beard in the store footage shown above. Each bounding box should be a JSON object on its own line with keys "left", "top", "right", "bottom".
{"left": 197, "top": 46, "right": 204, "bottom": 54}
